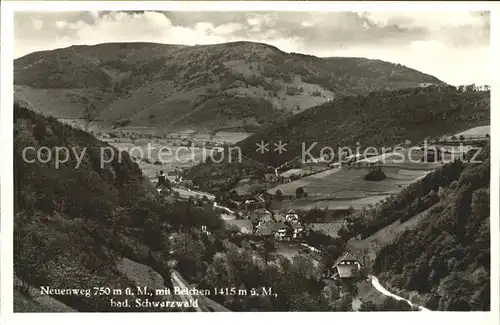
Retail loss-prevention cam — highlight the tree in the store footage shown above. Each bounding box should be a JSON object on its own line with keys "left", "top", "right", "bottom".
{"left": 337, "top": 226, "right": 352, "bottom": 241}
{"left": 379, "top": 297, "right": 415, "bottom": 311}
{"left": 295, "top": 187, "right": 305, "bottom": 199}
{"left": 14, "top": 226, "right": 64, "bottom": 294}
{"left": 33, "top": 119, "right": 46, "bottom": 142}
{"left": 359, "top": 301, "right": 378, "bottom": 311}
{"left": 364, "top": 166, "right": 386, "bottom": 181}
{"left": 303, "top": 208, "right": 326, "bottom": 223}
{"left": 262, "top": 238, "right": 276, "bottom": 264}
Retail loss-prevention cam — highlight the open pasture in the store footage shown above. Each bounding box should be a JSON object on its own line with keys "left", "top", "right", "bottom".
{"left": 269, "top": 166, "right": 429, "bottom": 198}
{"left": 268, "top": 150, "right": 439, "bottom": 211}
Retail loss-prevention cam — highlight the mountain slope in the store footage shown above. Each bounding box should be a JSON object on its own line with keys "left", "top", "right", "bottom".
{"left": 13, "top": 100, "right": 226, "bottom": 311}
{"left": 372, "top": 145, "right": 490, "bottom": 311}
{"left": 15, "top": 41, "right": 445, "bottom": 132}
{"left": 237, "top": 86, "right": 490, "bottom": 167}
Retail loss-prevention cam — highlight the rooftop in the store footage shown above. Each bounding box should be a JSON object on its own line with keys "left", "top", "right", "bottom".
{"left": 333, "top": 251, "right": 362, "bottom": 268}
{"left": 335, "top": 265, "right": 360, "bottom": 278}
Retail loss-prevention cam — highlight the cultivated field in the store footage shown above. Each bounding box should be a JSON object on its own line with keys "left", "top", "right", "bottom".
{"left": 267, "top": 147, "right": 457, "bottom": 211}
{"left": 269, "top": 167, "right": 428, "bottom": 202}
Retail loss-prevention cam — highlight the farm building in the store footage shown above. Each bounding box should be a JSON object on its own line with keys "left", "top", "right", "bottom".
{"left": 330, "top": 252, "right": 362, "bottom": 279}
{"left": 285, "top": 209, "right": 299, "bottom": 222}
{"left": 274, "top": 222, "right": 290, "bottom": 240}
{"left": 250, "top": 209, "right": 274, "bottom": 223}
{"left": 290, "top": 222, "right": 306, "bottom": 239}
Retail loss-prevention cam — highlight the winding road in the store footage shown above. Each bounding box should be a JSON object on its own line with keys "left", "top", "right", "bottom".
{"left": 369, "top": 275, "right": 431, "bottom": 311}
{"left": 299, "top": 245, "right": 430, "bottom": 311}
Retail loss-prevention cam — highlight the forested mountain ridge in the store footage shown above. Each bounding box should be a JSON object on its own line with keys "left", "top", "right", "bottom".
{"left": 14, "top": 41, "right": 444, "bottom": 132}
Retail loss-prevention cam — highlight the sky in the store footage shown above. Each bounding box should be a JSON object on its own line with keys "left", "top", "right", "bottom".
{"left": 14, "top": 10, "right": 491, "bottom": 86}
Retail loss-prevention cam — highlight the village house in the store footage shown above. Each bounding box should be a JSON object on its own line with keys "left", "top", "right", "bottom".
{"left": 249, "top": 209, "right": 274, "bottom": 227}
{"left": 273, "top": 222, "right": 290, "bottom": 241}
{"left": 330, "top": 252, "right": 362, "bottom": 280}
{"left": 264, "top": 173, "right": 279, "bottom": 183}
{"left": 200, "top": 225, "right": 212, "bottom": 236}
{"left": 285, "top": 209, "right": 299, "bottom": 223}
{"left": 290, "top": 222, "right": 306, "bottom": 239}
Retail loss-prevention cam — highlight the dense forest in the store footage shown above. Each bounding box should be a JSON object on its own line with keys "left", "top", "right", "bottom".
{"left": 372, "top": 145, "right": 490, "bottom": 311}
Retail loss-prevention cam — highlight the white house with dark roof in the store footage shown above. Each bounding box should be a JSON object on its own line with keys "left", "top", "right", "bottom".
{"left": 330, "top": 252, "right": 362, "bottom": 279}
{"left": 285, "top": 209, "right": 299, "bottom": 222}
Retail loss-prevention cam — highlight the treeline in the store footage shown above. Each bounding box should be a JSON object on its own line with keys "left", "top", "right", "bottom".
{"left": 373, "top": 146, "right": 490, "bottom": 311}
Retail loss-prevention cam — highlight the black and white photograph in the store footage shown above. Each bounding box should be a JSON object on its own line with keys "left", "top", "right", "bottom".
{"left": 2, "top": 1, "right": 497, "bottom": 318}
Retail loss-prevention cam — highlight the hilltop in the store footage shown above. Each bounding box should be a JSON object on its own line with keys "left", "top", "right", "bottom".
{"left": 14, "top": 41, "right": 444, "bottom": 133}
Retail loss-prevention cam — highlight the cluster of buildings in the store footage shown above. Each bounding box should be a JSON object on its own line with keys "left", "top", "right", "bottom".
{"left": 228, "top": 209, "right": 308, "bottom": 242}
{"left": 171, "top": 137, "right": 225, "bottom": 149}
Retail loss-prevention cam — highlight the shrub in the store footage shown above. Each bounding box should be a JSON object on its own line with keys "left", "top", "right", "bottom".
{"left": 364, "top": 166, "right": 386, "bottom": 181}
